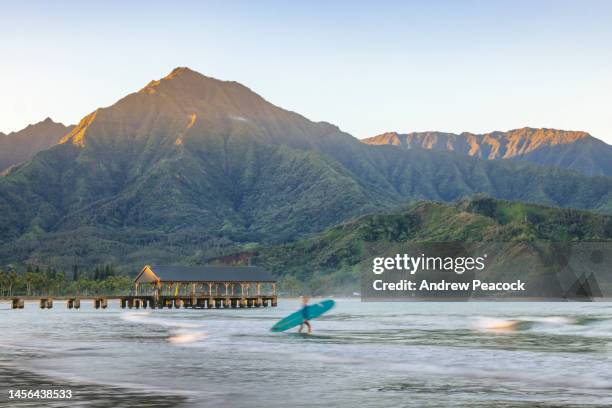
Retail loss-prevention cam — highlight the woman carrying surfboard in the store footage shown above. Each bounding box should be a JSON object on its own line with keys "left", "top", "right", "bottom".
{"left": 298, "top": 296, "right": 312, "bottom": 334}
{"left": 270, "top": 298, "right": 335, "bottom": 333}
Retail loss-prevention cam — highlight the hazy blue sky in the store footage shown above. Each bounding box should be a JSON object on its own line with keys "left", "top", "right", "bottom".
{"left": 1, "top": 0, "right": 611, "bottom": 142}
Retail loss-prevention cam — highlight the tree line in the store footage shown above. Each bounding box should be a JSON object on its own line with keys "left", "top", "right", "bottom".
{"left": 0, "top": 264, "right": 133, "bottom": 297}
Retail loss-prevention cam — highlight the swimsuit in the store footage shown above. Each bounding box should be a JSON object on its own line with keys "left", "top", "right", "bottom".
{"left": 301, "top": 306, "right": 309, "bottom": 321}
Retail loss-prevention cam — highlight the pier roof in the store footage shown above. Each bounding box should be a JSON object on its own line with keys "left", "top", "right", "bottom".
{"left": 135, "top": 265, "right": 276, "bottom": 284}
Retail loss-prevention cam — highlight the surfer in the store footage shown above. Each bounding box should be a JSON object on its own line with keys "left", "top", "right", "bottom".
{"left": 298, "top": 296, "right": 312, "bottom": 334}
{"left": 270, "top": 298, "right": 334, "bottom": 333}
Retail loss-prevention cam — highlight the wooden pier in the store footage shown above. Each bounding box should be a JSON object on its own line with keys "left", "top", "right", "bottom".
{"left": 0, "top": 295, "right": 277, "bottom": 310}
{"left": 119, "top": 295, "right": 278, "bottom": 309}
{"left": 1, "top": 264, "right": 279, "bottom": 311}
{"left": 1, "top": 295, "right": 278, "bottom": 310}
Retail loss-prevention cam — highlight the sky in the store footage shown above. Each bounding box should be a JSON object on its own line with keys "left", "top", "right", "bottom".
{"left": 1, "top": 0, "right": 611, "bottom": 142}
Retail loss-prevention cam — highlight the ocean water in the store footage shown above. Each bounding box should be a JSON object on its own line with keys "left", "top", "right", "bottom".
{"left": 1, "top": 299, "right": 611, "bottom": 407}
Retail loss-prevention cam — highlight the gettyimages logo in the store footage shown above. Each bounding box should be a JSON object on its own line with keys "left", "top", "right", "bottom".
{"left": 361, "top": 242, "right": 611, "bottom": 301}
{"left": 372, "top": 253, "right": 488, "bottom": 275}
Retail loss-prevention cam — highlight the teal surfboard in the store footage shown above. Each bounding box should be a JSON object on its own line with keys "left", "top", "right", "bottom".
{"left": 271, "top": 299, "right": 335, "bottom": 332}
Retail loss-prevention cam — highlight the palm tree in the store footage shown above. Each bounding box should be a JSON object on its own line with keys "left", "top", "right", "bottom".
{"left": 0, "top": 270, "right": 6, "bottom": 296}
{"left": 8, "top": 271, "right": 17, "bottom": 296}
{"left": 55, "top": 271, "right": 67, "bottom": 295}
{"left": 25, "top": 272, "right": 36, "bottom": 296}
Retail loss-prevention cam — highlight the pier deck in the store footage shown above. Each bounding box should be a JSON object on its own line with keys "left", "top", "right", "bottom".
{"left": 0, "top": 295, "right": 278, "bottom": 309}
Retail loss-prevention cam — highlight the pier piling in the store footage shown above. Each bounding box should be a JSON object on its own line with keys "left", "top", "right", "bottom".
{"left": 94, "top": 298, "right": 108, "bottom": 309}
{"left": 39, "top": 298, "right": 53, "bottom": 309}
{"left": 67, "top": 298, "right": 81, "bottom": 309}
{"left": 11, "top": 298, "right": 24, "bottom": 309}
{"left": 3, "top": 295, "right": 277, "bottom": 311}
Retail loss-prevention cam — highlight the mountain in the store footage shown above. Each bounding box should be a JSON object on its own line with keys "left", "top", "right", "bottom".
{"left": 0, "top": 118, "right": 74, "bottom": 173}
{"left": 1, "top": 67, "right": 612, "bottom": 271}
{"left": 363, "top": 128, "right": 612, "bottom": 176}
{"left": 256, "top": 196, "right": 612, "bottom": 294}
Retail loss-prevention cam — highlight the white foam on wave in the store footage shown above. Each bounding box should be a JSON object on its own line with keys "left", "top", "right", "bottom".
{"left": 472, "top": 317, "right": 520, "bottom": 332}
{"left": 168, "top": 331, "right": 208, "bottom": 345}
{"left": 529, "top": 316, "right": 576, "bottom": 325}
{"left": 473, "top": 315, "right": 577, "bottom": 332}
{"left": 120, "top": 312, "right": 203, "bottom": 329}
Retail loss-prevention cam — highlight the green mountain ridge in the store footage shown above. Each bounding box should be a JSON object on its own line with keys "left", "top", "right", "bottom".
{"left": 255, "top": 196, "right": 612, "bottom": 294}
{"left": 1, "top": 67, "right": 612, "bottom": 272}
{"left": 363, "top": 128, "right": 612, "bottom": 177}
{"left": 0, "top": 118, "right": 74, "bottom": 173}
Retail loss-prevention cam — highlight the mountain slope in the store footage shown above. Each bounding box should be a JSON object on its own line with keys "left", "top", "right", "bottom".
{"left": 0, "top": 118, "right": 74, "bottom": 173}
{"left": 1, "top": 67, "right": 612, "bottom": 271}
{"left": 256, "top": 196, "right": 612, "bottom": 293}
{"left": 0, "top": 68, "right": 389, "bottom": 255}
{"left": 363, "top": 128, "right": 612, "bottom": 176}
